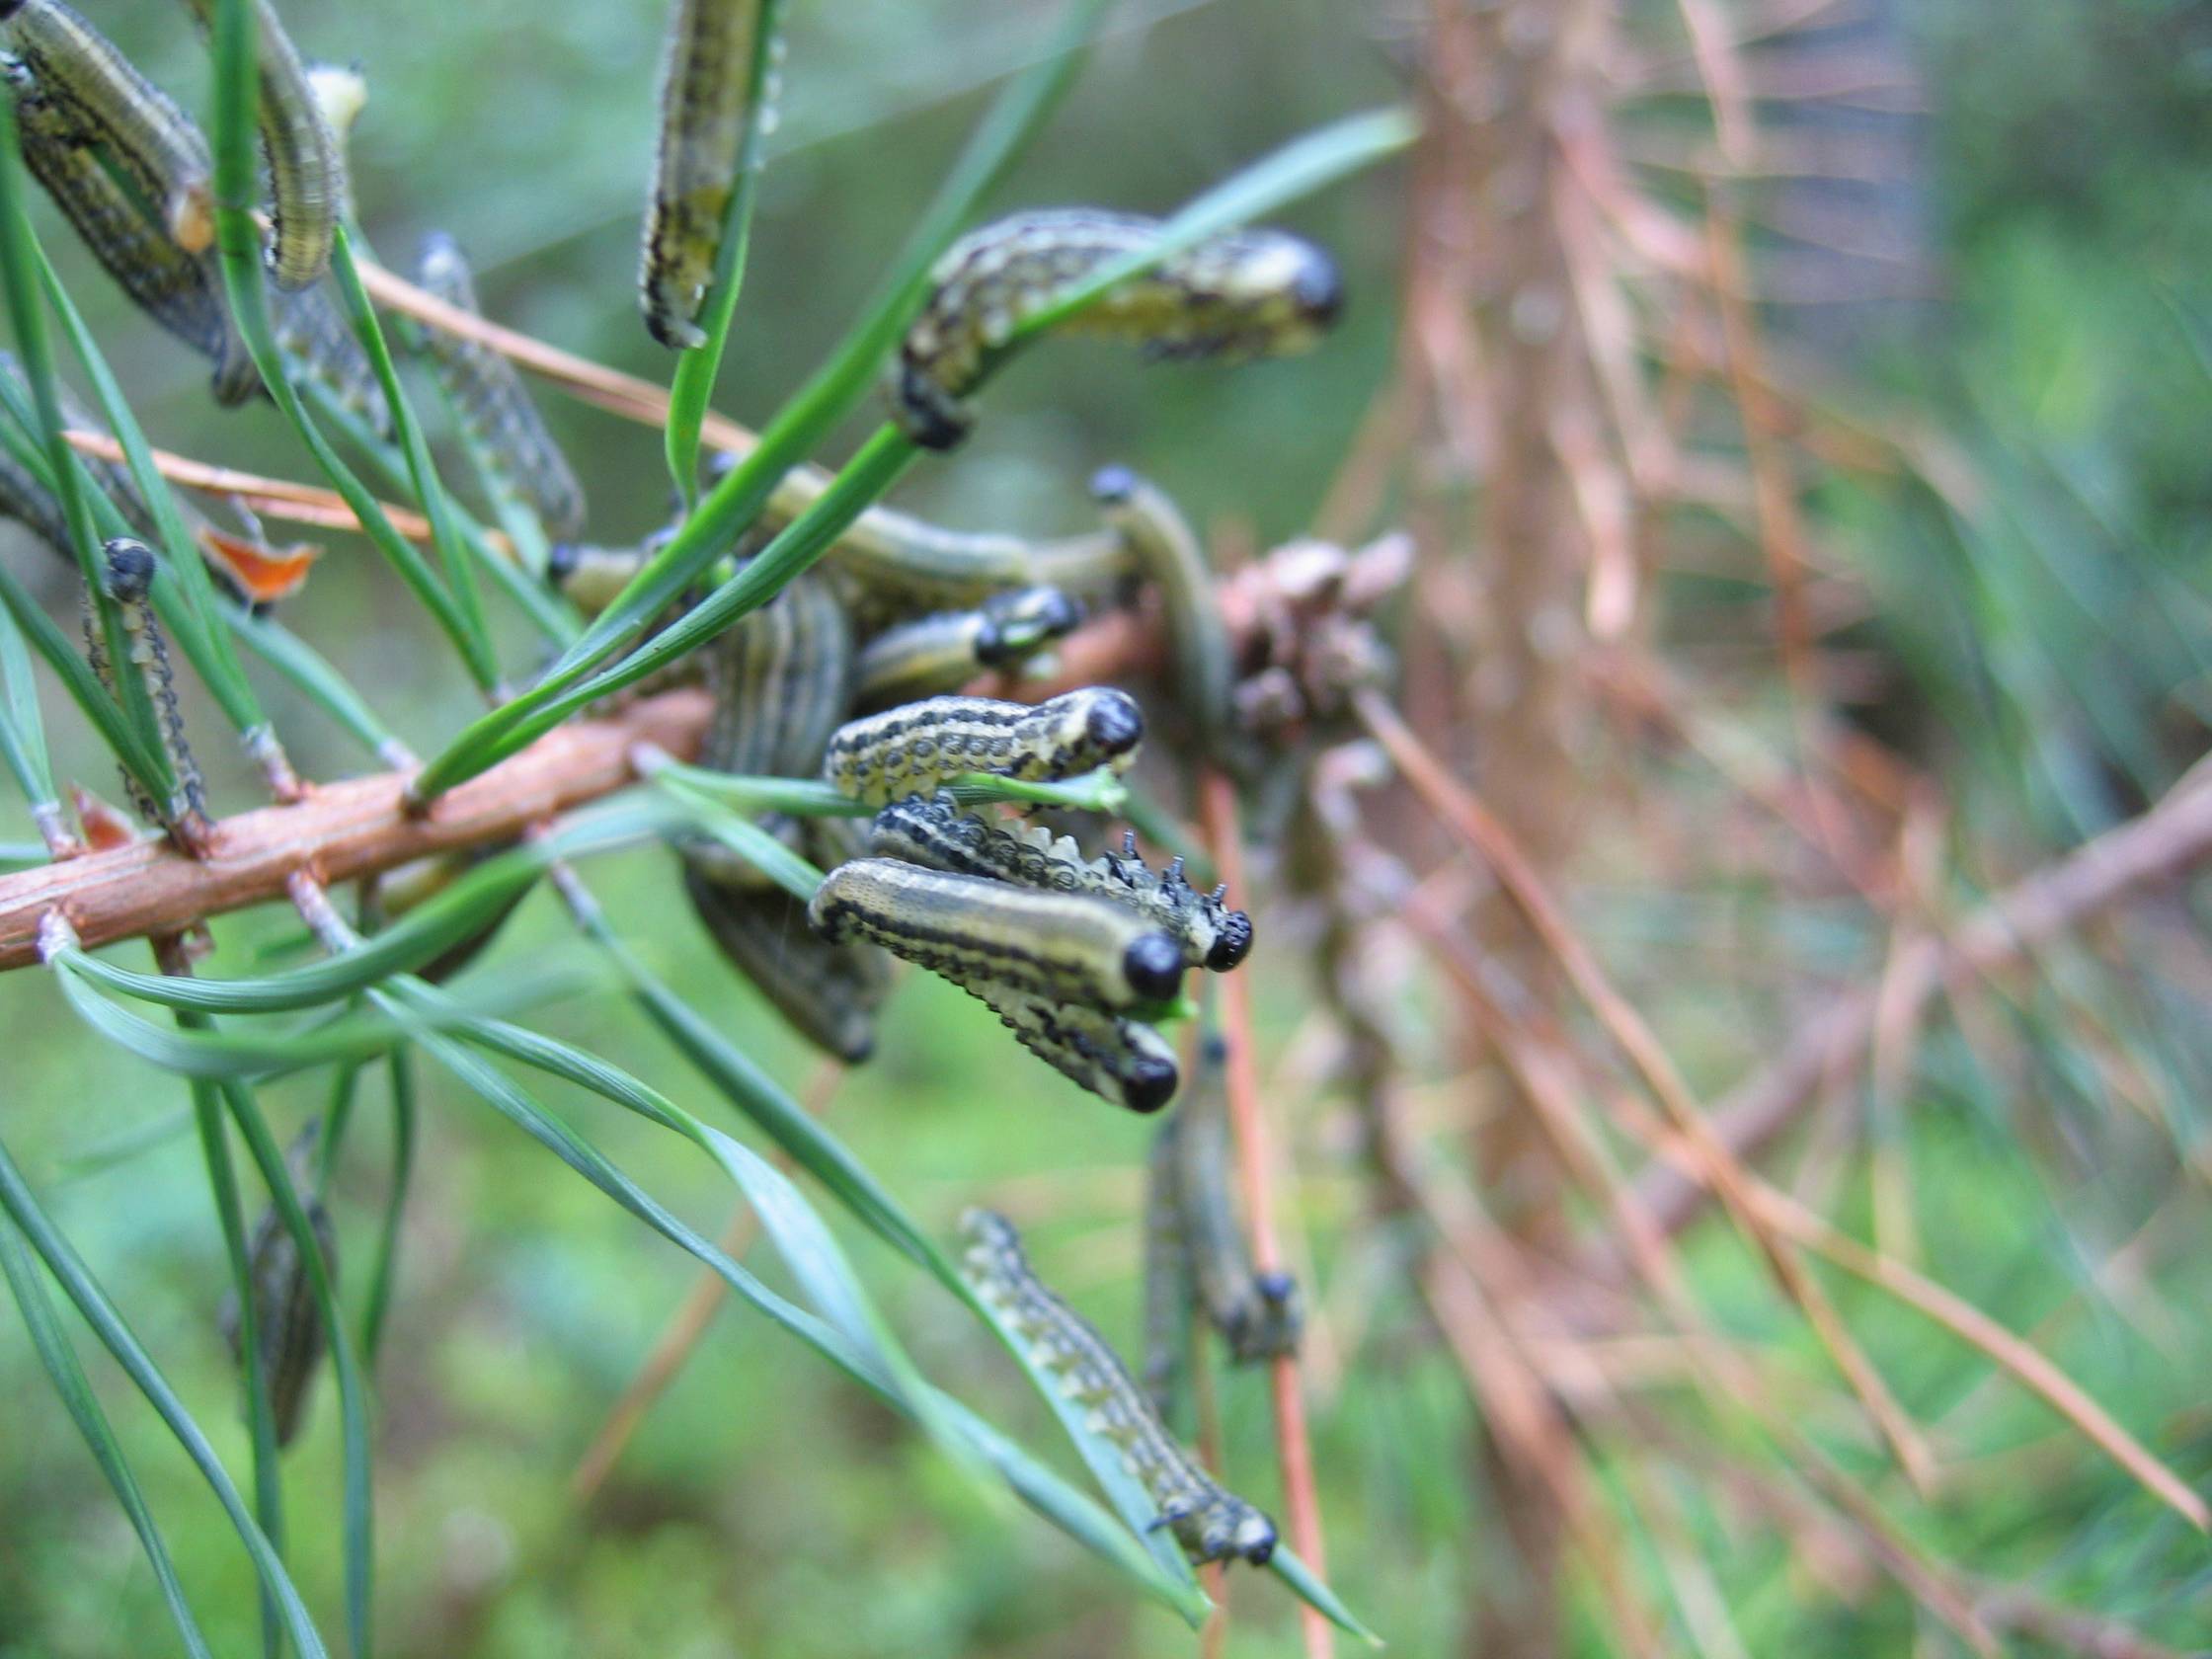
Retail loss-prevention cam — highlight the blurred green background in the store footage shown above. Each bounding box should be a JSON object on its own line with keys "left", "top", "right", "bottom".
{"left": 3, "top": 0, "right": 2211, "bottom": 1653}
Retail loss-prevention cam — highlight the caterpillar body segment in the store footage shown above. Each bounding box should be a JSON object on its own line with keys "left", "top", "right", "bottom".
{"left": 683, "top": 567, "right": 850, "bottom": 887}
{"left": 1142, "top": 1119, "right": 1192, "bottom": 1414}
{"left": 0, "top": 0, "right": 213, "bottom": 249}
{"left": 216, "top": 1126, "right": 338, "bottom": 1449}
{"left": 177, "top": 0, "right": 342, "bottom": 289}
{"left": 806, "top": 857, "right": 1185, "bottom": 1013}
{"left": 962, "top": 972, "right": 1180, "bottom": 1114}
{"left": 683, "top": 862, "right": 887, "bottom": 1064}
{"left": 269, "top": 277, "right": 391, "bottom": 438}
{"left": 850, "top": 585, "right": 1081, "bottom": 710}
{"left": 1090, "top": 465, "right": 1236, "bottom": 757}
{"left": 639, "top": 0, "right": 782, "bottom": 350}
{"left": 887, "top": 208, "right": 1344, "bottom": 449}
{"left": 416, "top": 232, "right": 587, "bottom": 539}
{"left": 5, "top": 64, "right": 258, "bottom": 403}
{"left": 1171, "top": 1035, "right": 1302, "bottom": 1364}
{"left": 700, "top": 568, "right": 852, "bottom": 780}
{"left": 868, "top": 798, "right": 1252, "bottom": 973}
{"left": 85, "top": 537, "right": 208, "bottom": 837}
{"left": 823, "top": 688, "right": 1143, "bottom": 807}
{"left": 956, "top": 1208, "right": 1276, "bottom": 1564}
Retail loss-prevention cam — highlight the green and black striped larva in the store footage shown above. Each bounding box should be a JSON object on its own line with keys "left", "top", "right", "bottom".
{"left": 639, "top": 0, "right": 785, "bottom": 349}
{"left": 887, "top": 208, "right": 1344, "bottom": 450}
{"left": 268, "top": 278, "right": 391, "bottom": 439}
{"left": 850, "top": 586, "right": 1082, "bottom": 711}
{"left": 684, "top": 566, "right": 852, "bottom": 887}
{"left": 84, "top": 538, "right": 208, "bottom": 840}
{"left": 823, "top": 688, "right": 1144, "bottom": 807}
{"left": 176, "top": 0, "right": 342, "bottom": 289}
{"left": 807, "top": 857, "right": 1186, "bottom": 1013}
{"left": 957, "top": 1208, "right": 1277, "bottom": 1564}
{"left": 868, "top": 796, "right": 1252, "bottom": 974}
{"left": 0, "top": 0, "right": 213, "bottom": 249}
{"left": 3, "top": 41, "right": 259, "bottom": 403}
{"left": 684, "top": 860, "right": 890, "bottom": 1064}
{"left": 962, "top": 971, "right": 1180, "bottom": 1114}
{"left": 216, "top": 1125, "right": 338, "bottom": 1450}
{"left": 416, "top": 231, "right": 588, "bottom": 540}
{"left": 1158, "top": 1034, "right": 1302, "bottom": 1365}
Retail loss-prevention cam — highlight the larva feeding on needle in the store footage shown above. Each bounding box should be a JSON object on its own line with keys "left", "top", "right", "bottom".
{"left": 887, "top": 208, "right": 1343, "bottom": 450}
{"left": 822, "top": 688, "right": 1144, "bottom": 807}
{"left": 958, "top": 1208, "right": 1278, "bottom": 1565}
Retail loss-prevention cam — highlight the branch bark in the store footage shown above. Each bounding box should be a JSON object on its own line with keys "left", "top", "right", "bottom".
{"left": 0, "top": 689, "right": 712, "bottom": 971}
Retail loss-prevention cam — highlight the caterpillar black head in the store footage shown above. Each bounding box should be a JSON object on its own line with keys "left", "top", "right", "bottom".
{"left": 1081, "top": 687, "right": 1145, "bottom": 758}
{"left": 974, "top": 585, "right": 1083, "bottom": 667}
{"left": 102, "top": 538, "right": 157, "bottom": 603}
{"left": 1122, "top": 931, "right": 1186, "bottom": 1005}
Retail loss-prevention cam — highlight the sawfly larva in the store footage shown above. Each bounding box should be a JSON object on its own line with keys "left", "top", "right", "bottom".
{"left": 1090, "top": 465, "right": 1235, "bottom": 757}
{"left": 85, "top": 538, "right": 208, "bottom": 838}
{"left": 5, "top": 57, "right": 259, "bottom": 404}
{"left": 807, "top": 857, "right": 1186, "bottom": 1012}
{"left": 888, "top": 208, "right": 1343, "bottom": 450}
{"left": 868, "top": 798, "right": 1252, "bottom": 974}
{"left": 684, "top": 860, "right": 889, "bottom": 1063}
{"left": 176, "top": 0, "right": 341, "bottom": 289}
{"left": 0, "top": 0, "right": 213, "bottom": 249}
{"left": 685, "top": 567, "right": 851, "bottom": 888}
{"left": 823, "top": 687, "right": 1143, "bottom": 807}
{"left": 639, "top": 0, "right": 785, "bottom": 349}
{"left": 963, "top": 971, "right": 1180, "bottom": 1114}
{"left": 957, "top": 1208, "right": 1276, "bottom": 1563}
{"left": 850, "top": 585, "right": 1081, "bottom": 711}
{"left": 417, "top": 231, "right": 587, "bottom": 539}
{"left": 1142, "top": 1115, "right": 1192, "bottom": 1413}
{"left": 1165, "top": 1034, "right": 1301, "bottom": 1365}
{"left": 546, "top": 539, "right": 652, "bottom": 617}
{"left": 216, "top": 1123, "right": 337, "bottom": 1450}
{"left": 269, "top": 277, "right": 391, "bottom": 438}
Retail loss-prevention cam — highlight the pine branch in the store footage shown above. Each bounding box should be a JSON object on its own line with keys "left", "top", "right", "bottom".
{"left": 0, "top": 688, "right": 710, "bottom": 970}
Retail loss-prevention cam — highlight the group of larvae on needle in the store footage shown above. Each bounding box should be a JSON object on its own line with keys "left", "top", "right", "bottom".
{"left": 0, "top": 0, "right": 1342, "bottom": 1573}
{"left": 637, "top": 0, "right": 1345, "bottom": 1573}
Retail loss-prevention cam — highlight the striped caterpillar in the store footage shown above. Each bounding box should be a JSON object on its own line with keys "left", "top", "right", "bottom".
{"left": 416, "top": 232, "right": 588, "bottom": 540}
{"left": 175, "top": 0, "right": 342, "bottom": 289}
{"left": 268, "top": 278, "right": 391, "bottom": 439}
{"left": 808, "top": 857, "right": 1185, "bottom": 1012}
{"left": 2, "top": 40, "right": 259, "bottom": 404}
{"left": 850, "top": 586, "right": 1081, "bottom": 711}
{"left": 639, "top": 0, "right": 785, "bottom": 349}
{"left": 868, "top": 796, "right": 1252, "bottom": 974}
{"left": 961, "top": 971, "right": 1179, "bottom": 1114}
{"left": 684, "top": 859, "right": 889, "bottom": 1064}
{"left": 0, "top": 0, "right": 213, "bottom": 250}
{"left": 1153, "top": 1034, "right": 1301, "bottom": 1367}
{"left": 1142, "top": 1118, "right": 1192, "bottom": 1412}
{"left": 822, "top": 688, "right": 1144, "bottom": 807}
{"left": 216, "top": 1123, "right": 337, "bottom": 1449}
{"left": 888, "top": 208, "right": 1343, "bottom": 450}
{"left": 957, "top": 1208, "right": 1276, "bottom": 1565}
{"left": 83, "top": 538, "right": 208, "bottom": 841}
{"left": 1090, "top": 466, "right": 1235, "bottom": 758}
{"left": 684, "top": 566, "right": 851, "bottom": 888}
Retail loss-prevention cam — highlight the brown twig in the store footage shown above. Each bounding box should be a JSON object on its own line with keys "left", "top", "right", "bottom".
{"left": 0, "top": 689, "right": 712, "bottom": 971}
{"left": 1355, "top": 687, "right": 1941, "bottom": 1495}
{"left": 1617, "top": 767, "right": 2212, "bottom": 1246}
